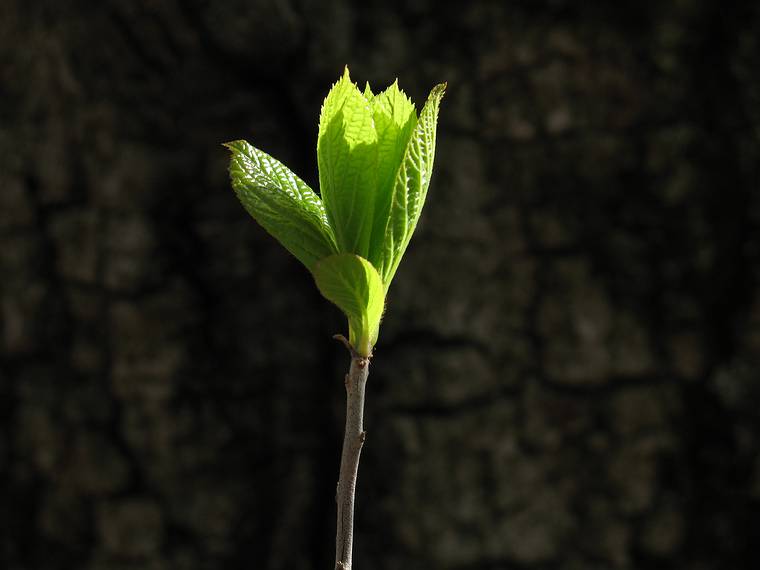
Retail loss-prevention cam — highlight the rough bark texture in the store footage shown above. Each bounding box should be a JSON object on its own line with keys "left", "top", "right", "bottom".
{"left": 2, "top": 1, "right": 760, "bottom": 569}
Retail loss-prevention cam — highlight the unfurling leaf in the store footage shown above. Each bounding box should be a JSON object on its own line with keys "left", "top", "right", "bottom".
{"left": 313, "top": 254, "right": 385, "bottom": 357}
{"left": 318, "top": 68, "right": 378, "bottom": 258}
{"left": 366, "top": 81, "right": 417, "bottom": 274}
{"left": 225, "top": 140, "right": 337, "bottom": 270}
{"left": 375, "top": 82, "right": 446, "bottom": 285}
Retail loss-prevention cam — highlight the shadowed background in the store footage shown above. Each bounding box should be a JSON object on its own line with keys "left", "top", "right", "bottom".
{"left": 2, "top": 1, "right": 760, "bottom": 569}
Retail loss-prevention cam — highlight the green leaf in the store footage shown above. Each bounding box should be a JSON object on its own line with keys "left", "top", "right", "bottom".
{"left": 225, "top": 139, "right": 337, "bottom": 270}
{"left": 317, "top": 67, "right": 378, "bottom": 258}
{"left": 313, "top": 253, "right": 385, "bottom": 357}
{"left": 375, "top": 82, "right": 446, "bottom": 285}
{"left": 366, "top": 80, "right": 417, "bottom": 273}
{"left": 363, "top": 81, "right": 374, "bottom": 100}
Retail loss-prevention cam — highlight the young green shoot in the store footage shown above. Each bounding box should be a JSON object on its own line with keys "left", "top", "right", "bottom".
{"left": 225, "top": 67, "right": 445, "bottom": 569}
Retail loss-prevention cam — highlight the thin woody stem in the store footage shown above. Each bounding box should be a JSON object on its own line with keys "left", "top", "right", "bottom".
{"left": 333, "top": 334, "right": 370, "bottom": 570}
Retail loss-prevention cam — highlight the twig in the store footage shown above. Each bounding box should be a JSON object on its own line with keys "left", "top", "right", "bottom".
{"left": 333, "top": 335, "right": 371, "bottom": 570}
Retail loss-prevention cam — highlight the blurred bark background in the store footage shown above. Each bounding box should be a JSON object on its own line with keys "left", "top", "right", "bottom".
{"left": 2, "top": 1, "right": 759, "bottom": 569}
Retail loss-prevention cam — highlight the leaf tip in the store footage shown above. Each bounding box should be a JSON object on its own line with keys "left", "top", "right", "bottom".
{"left": 363, "top": 80, "right": 374, "bottom": 100}
{"left": 222, "top": 140, "right": 246, "bottom": 153}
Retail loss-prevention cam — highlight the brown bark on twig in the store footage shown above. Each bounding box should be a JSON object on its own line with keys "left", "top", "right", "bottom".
{"left": 333, "top": 335, "right": 370, "bottom": 570}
